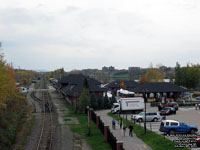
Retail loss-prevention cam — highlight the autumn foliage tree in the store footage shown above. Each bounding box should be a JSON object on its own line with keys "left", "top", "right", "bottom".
{"left": 120, "top": 80, "right": 126, "bottom": 89}
{"left": 15, "top": 70, "right": 37, "bottom": 86}
{"left": 139, "top": 68, "right": 165, "bottom": 83}
{"left": 0, "top": 56, "right": 18, "bottom": 108}
{"left": 139, "top": 75, "right": 148, "bottom": 84}
{"left": 0, "top": 50, "right": 28, "bottom": 150}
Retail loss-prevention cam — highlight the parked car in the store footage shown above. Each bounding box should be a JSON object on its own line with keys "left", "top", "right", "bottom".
{"left": 167, "top": 102, "right": 179, "bottom": 110}
{"left": 197, "top": 132, "right": 200, "bottom": 147}
{"left": 131, "top": 112, "right": 160, "bottom": 122}
{"left": 177, "top": 99, "right": 185, "bottom": 105}
{"left": 196, "top": 96, "right": 200, "bottom": 100}
{"left": 159, "top": 120, "right": 198, "bottom": 135}
{"left": 160, "top": 107, "right": 176, "bottom": 115}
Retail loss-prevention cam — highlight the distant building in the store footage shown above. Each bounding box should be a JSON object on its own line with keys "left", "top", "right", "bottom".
{"left": 53, "top": 74, "right": 106, "bottom": 107}
{"left": 128, "top": 67, "right": 140, "bottom": 72}
{"left": 102, "top": 66, "right": 115, "bottom": 72}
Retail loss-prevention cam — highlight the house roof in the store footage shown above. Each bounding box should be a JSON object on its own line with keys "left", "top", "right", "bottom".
{"left": 105, "top": 80, "right": 139, "bottom": 89}
{"left": 59, "top": 74, "right": 105, "bottom": 97}
{"left": 195, "top": 84, "right": 200, "bottom": 91}
{"left": 132, "top": 82, "right": 187, "bottom": 93}
{"left": 60, "top": 74, "right": 85, "bottom": 84}
{"left": 60, "top": 74, "right": 101, "bottom": 85}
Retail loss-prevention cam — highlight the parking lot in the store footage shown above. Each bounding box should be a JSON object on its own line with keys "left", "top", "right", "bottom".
{"left": 123, "top": 104, "right": 200, "bottom": 149}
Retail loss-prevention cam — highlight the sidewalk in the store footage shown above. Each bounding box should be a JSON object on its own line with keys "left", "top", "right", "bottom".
{"left": 95, "top": 110, "right": 152, "bottom": 150}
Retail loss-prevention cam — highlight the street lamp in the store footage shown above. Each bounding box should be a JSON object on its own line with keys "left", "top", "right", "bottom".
{"left": 87, "top": 106, "right": 91, "bottom": 136}
{"left": 143, "top": 89, "right": 148, "bottom": 134}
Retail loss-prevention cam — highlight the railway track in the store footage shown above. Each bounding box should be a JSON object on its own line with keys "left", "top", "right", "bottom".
{"left": 31, "top": 90, "right": 54, "bottom": 150}
{"left": 31, "top": 91, "right": 42, "bottom": 104}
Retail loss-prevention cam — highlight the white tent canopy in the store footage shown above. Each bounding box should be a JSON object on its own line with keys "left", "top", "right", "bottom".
{"left": 103, "top": 92, "right": 112, "bottom": 98}
{"left": 117, "top": 88, "right": 135, "bottom": 95}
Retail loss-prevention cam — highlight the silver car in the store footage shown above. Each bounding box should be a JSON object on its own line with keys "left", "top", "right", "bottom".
{"left": 131, "top": 112, "right": 160, "bottom": 122}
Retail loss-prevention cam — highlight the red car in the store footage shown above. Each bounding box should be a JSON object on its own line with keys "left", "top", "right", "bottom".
{"left": 197, "top": 132, "right": 200, "bottom": 147}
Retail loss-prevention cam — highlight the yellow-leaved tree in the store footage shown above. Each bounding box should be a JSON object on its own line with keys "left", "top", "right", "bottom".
{"left": 0, "top": 52, "right": 18, "bottom": 108}
{"left": 139, "top": 68, "right": 165, "bottom": 83}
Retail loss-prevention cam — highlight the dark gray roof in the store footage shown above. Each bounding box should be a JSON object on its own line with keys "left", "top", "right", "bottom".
{"left": 195, "top": 84, "right": 200, "bottom": 91}
{"left": 59, "top": 74, "right": 105, "bottom": 97}
{"left": 105, "top": 80, "right": 139, "bottom": 90}
{"left": 53, "top": 80, "right": 62, "bottom": 89}
{"left": 132, "top": 82, "right": 187, "bottom": 93}
{"left": 60, "top": 74, "right": 85, "bottom": 84}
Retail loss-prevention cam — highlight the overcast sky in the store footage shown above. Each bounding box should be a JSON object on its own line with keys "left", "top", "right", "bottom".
{"left": 0, "top": 0, "right": 200, "bottom": 71}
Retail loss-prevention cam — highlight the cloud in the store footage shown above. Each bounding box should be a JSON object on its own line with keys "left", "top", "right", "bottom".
{"left": 0, "top": 0, "right": 200, "bottom": 71}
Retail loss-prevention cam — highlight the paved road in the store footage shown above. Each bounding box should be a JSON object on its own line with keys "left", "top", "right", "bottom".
{"left": 123, "top": 106, "right": 200, "bottom": 150}
{"left": 95, "top": 110, "right": 152, "bottom": 150}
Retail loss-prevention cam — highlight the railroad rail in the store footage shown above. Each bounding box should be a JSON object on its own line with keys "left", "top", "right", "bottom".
{"left": 32, "top": 91, "right": 53, "bottom": 150}
{"left": 31, "top": 91, "right": 42, "bottom": 103}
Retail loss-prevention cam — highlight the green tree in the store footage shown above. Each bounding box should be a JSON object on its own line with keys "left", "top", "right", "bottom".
{"left": 97, "top": 94, "right": 104, "bottom": 109}
{"left": 185, "top": 65, "right": 200, "bottom": 89}
{"left": 83, "top": 77, "right": 89, "bottom": 89}
{"left": 104, "top": 94, "right": 110, "bottom": 109}
{"left": 175, "top": 63, "right": 200, "bottom": 89}
{"left": 90, "top": 93, "right": 98, "bottom": 110}
{"left": 110, "top": 93, "right": 117, "bottom": 107}
{"left": 77, "top": 88, "right": 89, "bottom": 113}
{"left": 175, "top": 62, "right": 185, "bottom": 86}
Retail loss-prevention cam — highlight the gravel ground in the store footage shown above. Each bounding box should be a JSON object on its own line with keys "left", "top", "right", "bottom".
{"left": 48, "top": 86, "right": 91, "bottom": 150}
{"left": 24, "top": 88, "right": 43, "bottom": 150}
{"left": 25, "top": 83, "right": 91, "bottom": 150}
{"left": 49, "top": 89, "right": 73, "bottom": 150}
{"left": 25, "top": 85, "right": 62, "bottom": 150}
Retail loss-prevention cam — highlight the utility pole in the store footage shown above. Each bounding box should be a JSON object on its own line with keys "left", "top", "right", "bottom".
{"left": 143, "top": 89, "right": 148, "bottom": 134}
{"left": 87, "top": 106, "right": 91, "bottom": 136}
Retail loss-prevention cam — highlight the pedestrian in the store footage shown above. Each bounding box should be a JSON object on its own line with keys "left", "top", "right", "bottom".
{"left": 129, "top": 124, "right": 134, "bottom": 137}
{"left": 123, "top": 125, "right": 126, "bottom": 136}
{"left": 158, "top": 103, "right": 162, "bottom": 111}
{"left": 120, "top": 118, "right": 123, "bottom": 129}
{"left": 195, "top": 104, "right": 198, "bottom": 110}
{"left": 112, "top": 118, "right": 116, "bottom": 130}
{"left": 162, "top": 116, "right": 166, "bottom": 121}
{"left": 166, "top": 103, "right": 169, "bottom": 107}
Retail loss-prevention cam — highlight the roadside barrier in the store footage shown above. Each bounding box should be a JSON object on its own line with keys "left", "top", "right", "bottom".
{"left": 99, "top": 118, "right": 105, "bottom": 134}
{"left": 91, "top": 110, "right": 97, "bottom": 124}
{"left": 107, "top": 128, "right": 117, "bottom": 150}
{"left": 87, "top": 108, "right": 125, "bottom": 150}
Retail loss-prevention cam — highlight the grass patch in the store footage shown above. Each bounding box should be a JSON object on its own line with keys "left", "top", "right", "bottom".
{"left": 64, "top": 118, "right": 71, "bottom": 121}
{"left": 60, "top": 109, "right": 66, "bottom": 112}
{"left": 64, "top": 114, "right": 72, "bottom": 117}
{"left": 108, "top": 112, "right": 189, "bottom": 150}
{"left": 66, "top": 105, "right": 111, "bottom": 150}
{"left": 111, "top": 74, "right": 130, "bottom": 80}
